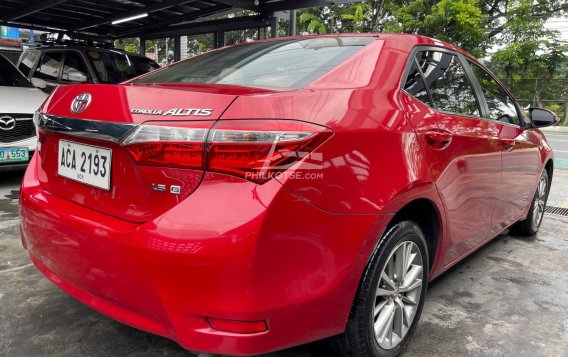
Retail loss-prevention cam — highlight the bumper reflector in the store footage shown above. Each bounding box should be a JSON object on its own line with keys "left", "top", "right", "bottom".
{"left": 208, "top": 318, "right": 268, "bottom": 334}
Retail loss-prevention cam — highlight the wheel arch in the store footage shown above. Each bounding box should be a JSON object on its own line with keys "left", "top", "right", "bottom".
{"left": 385, "top": 198, "right": 443, "bottom": 274}
{"left": 544, "top": 159, "right": 553, "bottom": 186}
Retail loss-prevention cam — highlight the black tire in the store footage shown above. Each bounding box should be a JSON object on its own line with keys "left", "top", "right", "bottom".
{"left": 333, "top": 221, "right": 429, "bottom": 357}
{"left": 510, "top": 169, "right": 549, "bottom": 236}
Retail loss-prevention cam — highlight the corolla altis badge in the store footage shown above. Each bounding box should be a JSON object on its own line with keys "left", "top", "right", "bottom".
{"left": 131, "top": 108, "right": 213, "bottom": 116}
{"left": 71, "top": 92, "right": 92, "bottom": 114}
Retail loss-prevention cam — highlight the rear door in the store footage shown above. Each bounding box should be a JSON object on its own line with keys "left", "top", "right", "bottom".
{"left": 401, "top": 48, "right": 502, "bottom": 266}
{"left": 466, "top": 61, "right": 540, "bottom": 229}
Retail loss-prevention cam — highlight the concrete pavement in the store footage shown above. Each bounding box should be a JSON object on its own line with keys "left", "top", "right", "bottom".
{"left": 1, "top": 166, "right": 568, "bottom": 357}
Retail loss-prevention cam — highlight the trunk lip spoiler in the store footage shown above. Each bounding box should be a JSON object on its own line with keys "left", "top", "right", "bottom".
{"left": 38, "top": 114, "right": 136, "bottom": 143}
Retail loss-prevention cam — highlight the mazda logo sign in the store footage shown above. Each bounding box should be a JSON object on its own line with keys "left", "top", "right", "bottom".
{"left": 71, "top": 92, "right": 92, "bottom": 114}
{"left": 0, "top": 116, "right": 16, "bottom": 131}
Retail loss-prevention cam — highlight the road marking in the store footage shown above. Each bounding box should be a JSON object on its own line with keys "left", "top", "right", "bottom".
{"left": 546, "top": 139, "right": 567, "bottom": 142}
{"left": 555, "top": 158, "right": 568, "bottom": 169}
{"left": 553, "top": 150, "right": 568, "bottom": 153}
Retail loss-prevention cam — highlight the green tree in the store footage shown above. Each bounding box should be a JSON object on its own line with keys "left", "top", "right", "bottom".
{"left": 384, "top": 0, "right": 487, "bottom": 56}
{"left": 489, "top": 0, "right": 568, "bottom": 121}
{"left": 299, "top": 7, "right": 331, "bottom": 33}
{"left": 114, "top": 38, "right": 140, "bottom": 53}
{"left": 339, "top": 3, "right": 372, "bottom": 32}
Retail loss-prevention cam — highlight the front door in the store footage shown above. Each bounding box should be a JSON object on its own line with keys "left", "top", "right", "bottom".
{"left": 467, "top": 62, "right": 541, "bottom": 230}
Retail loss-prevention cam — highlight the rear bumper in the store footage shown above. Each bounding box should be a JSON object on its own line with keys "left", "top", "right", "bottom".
{"left": 20, "top": 154, "right": 392, "bottom": 355}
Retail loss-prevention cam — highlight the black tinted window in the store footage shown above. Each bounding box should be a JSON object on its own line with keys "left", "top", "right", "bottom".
{"left": 469, "top": 62, "right": 520, "bottom": 126}
{"left": 35, "top": 52, "right": 63, "bottom": 81}
{"left": 18, "top": 50, "right": 41, "bottom": 77}
{"left": 62, "top": 52, "right": 90, "bottom": 83}
{"left": 131, "top": 56, "right": 160, "bottom": 75}
{"left": 416, "top": 51, "right": 480, "bottom": 116}
{"left": 87, "top": 51, "right": 159, "bottom": 83}
{"left": 404, "top": 60, "right": 431, "bottom": 105}
{"left": 134, "top": 37, "right": 375, "bottom": 89}
{"left": 0, "top": 55, "right": 31, "bottom": 87}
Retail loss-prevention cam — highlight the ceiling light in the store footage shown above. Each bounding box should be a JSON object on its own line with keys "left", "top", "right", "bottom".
{"left": 112, "top": 13, "right": 148, "bottom": 25}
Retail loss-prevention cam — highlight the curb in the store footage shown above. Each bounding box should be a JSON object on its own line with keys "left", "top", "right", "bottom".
{"left": 540, "top": 126, "right": 568, "bottom": 133}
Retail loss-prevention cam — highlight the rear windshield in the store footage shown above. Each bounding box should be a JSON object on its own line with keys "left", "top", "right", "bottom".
{"left": 86, "top": 50, "right": 160, "bottom": 84}
{"left": 0, "top": 55, "right": 31, "bottom": 87}
{"left": 133, "top": 36, "right": 375, "bottom": 89}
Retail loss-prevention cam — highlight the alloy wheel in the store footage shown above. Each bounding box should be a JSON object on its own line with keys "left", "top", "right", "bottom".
{"left": 373, "top": 241, "right": 424, "bottom": 349}
{"left": 532, "top": 173, "right": 548, "bottom": 230}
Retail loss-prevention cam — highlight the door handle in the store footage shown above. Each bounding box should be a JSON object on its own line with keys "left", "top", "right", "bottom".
{"left": 501, "top": 138, "right": 515, "bottom": 151}
{"left": 423, "top": 129, "right": 453, "bottom": 150}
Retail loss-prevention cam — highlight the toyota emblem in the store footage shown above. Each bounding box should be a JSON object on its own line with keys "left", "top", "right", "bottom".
{"left": 0, "top": 116, "right": 16, "bottom": 131}
{"left": 71, "top": 92, "right": 92, "bottom": 114}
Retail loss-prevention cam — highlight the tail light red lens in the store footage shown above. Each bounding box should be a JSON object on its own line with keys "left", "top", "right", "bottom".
{"left": 207, "top": 120, "right": 332, "bottom": 183}
{"left": 121, "top": 120, "right": 332, "bottom": 184}
{"left": 121, "top": 121, "right": 212, "bottom": 169}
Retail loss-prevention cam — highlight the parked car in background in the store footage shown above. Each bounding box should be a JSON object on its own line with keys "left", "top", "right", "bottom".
{"left": 17, "top": 44, "right": 159, "bottom": 92}
{"left": 0, "top": 54, "right": 47, "bottom": 172}
{"left": 20, "top": 34, "right": 557, "bottom": 356}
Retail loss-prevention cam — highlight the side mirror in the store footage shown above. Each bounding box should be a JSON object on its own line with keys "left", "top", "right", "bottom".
{"left": 30, "top": 77, "right": 47, "bottom": 89}
{"left": 529, "top": 108, "right": 559, "bottom": 128}
{"left": 62, "top": 69, "right": 87, "bottom": 83}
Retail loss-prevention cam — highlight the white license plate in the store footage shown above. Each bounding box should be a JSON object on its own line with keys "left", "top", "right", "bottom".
{"left": 58, "top": 140, "right": 112, "bottom": 190}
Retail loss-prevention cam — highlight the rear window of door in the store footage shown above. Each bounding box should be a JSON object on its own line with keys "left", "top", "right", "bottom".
{"left": 406, "top": 50, "right": 481, "bottom": 117}
{"left": 86, "top": 51, "right": 158, "bottom": 83}
{"left": 468, "top": 62, "right": 521, "bottom": 126}
{"left": 62, "top": 52, "right": 91, "bottom": 83}
{"left": 404, "top": 60, "right": 431, "bottom": 105}
{"left": 35, "top": 52, "right": 63, "bottom": 81}
{"left": 18, "top": 50, "right": 41, "bottom": 77}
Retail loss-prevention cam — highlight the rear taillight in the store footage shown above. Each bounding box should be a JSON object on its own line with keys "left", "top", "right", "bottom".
{"left": 121, "top": 123, "right": 209, "bottom": 169}
{"left": 207, "top": 120, "right": 332, "bottom": 183}
{"left": 121, "top": 120, "right": 332, "bottom": 184}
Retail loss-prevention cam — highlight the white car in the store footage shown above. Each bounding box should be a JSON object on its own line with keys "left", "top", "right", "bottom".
{"left": 0, "top": 55, "right": 48, "bottom": 172}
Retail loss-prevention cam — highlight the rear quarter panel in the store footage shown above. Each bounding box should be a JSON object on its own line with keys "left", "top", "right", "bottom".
{"left": 220, "top": 43, "right": 442, "bottom": 216}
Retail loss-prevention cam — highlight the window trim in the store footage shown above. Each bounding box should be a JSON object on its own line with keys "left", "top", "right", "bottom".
{"left": 400, "top": 45, "right": 529, "bottom": 129}
{"left": 405, "top": 57, "right": 434, "bottom": 107}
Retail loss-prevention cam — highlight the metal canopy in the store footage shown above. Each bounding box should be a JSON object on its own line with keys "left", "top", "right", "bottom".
{"left": 0, "top": 0, "right": 360, "bottom": 39}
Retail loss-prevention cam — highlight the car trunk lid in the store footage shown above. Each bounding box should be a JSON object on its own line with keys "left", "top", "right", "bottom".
{"left": 37, "top": 84, "right": 237, "bottom": 223}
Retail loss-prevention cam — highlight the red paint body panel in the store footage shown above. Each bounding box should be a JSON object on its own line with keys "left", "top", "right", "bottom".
{"left": 401, "top": 93, "right": 502, "bottom": 265}
{"left": 41, "top": 84, "right": 237, "bottom": 123}
{"left": 21, "top": 154, "right": 390, "bottom": 355}
{"left": 20, "top": 34, "right": 554, "bottom": 355}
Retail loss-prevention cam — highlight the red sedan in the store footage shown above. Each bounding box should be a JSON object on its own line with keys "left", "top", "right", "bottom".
{"left": 20, "top": 34, "right": 557, "bottom": 356}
